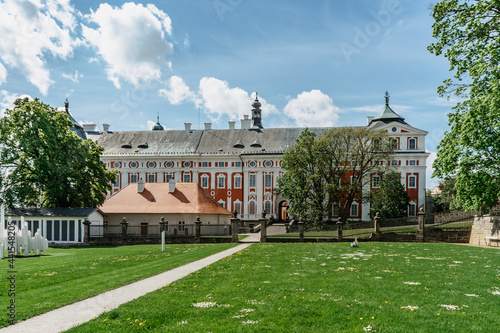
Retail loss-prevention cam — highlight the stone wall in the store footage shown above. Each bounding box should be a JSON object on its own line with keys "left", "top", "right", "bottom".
{"left": 469, "top": 215, "right": 500, "bottom": 247}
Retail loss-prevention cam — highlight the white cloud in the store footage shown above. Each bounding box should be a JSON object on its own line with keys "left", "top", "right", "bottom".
{"left": 0, "top": 63, "right": 6, "bottom": 85}
{"left": 0, "top": 90, "right": 32, "bottom": 117}
{"left": 0, "top": 0, "right": 80, "bottom": 95}
{"left": 159, "top": 76, "right": 197, "bottom": 105}
{"left": 198, "top": 77, "right": 277, "bottom": 122}
{"left": 62, "top": 70, "right": 82, "bottom": 83}
{"left": 284, "top": 90, "right": 339, "bottom": 127}
{"left": 82, "top": 2, "right": 173, "bottom": 89}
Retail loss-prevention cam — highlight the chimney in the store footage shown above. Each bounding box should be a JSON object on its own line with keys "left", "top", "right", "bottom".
{"left": 184, "top": 123, "right": 192, "bottom": 131}
{"left": 138, "top": 178, "right": 145, "bottom": 193}
{"left": 82, "top": 123, "right": 98, "bottom": 132}
{"left": 228, "top": 121, "right": 236, "bottom": 130}
{"left": 204, "top": 122, "right": 212, "bottom": 130}
{"left": 102, "top": 124, "right": 110, "bottom": 132}
{"left": 169, "top": 178, "right": 176, "bottom": 193}
{"left": 241, "top": 115, "right": 251, "bottom": 130}
{"left": 367, "top": 116, "right": 374, "bottom": 125}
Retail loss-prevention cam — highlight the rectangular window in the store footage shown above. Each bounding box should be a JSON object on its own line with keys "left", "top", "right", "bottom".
{"left": 409, "top": 160, "right": 416, "bottom": 166}
{"left": 165, "top": 174, "right": 173, "bottom": 183}
{"left": 62, "top": 220, "right": 68, "bottom": 241}
{"left": 234, "top": 176, "right": 242, "bottom": 189}
{"left": 408, "top": 175, "right": 416, "bottom": 188}
{"left": 391, "top": 138, "right": 399, "bottom": 150}
{"left": 264, "top": 174, "right": 272, "bottom": 188}
{"left": 201, "top": 176, "right": 209, "bottom": 189}
{"left": 47, "top": 220, "right": 52, "bottom": 241}
{"left": 391, "top": 160, "right": 398, "bottom": 166}
{"left": 69, "top": 220, "right": 75, "bottom": 242}
{"left": 408, "top": 203, "right": 416, "bottom": 216}
{"left": 249, "top": 174, "right": 256, "bottom": 188}
{"left": 350, "top": 203, "right": 358, "bottom": 216}
{"left": 218, "top": 162, "right": 225, "bottom": 167}
{"left": 202, "top": 162, "right": 208, "bottom": 167}
{"left": 113, "top": 174, "right": 120, "bottom": 187}
{"left": 372, "top": 175, "right": 380, "bottom": 188}
{"left": 235, "top": 161, "right": 241, "bottom": 167}
{"left": 178, "top": 221, "right": 185, "bottom": 231}
{"left": 234, "top": 202, "right": 241, "bottom": 214}
{"left": 54, "top": 220, "right": 60, "bottom": 241}
{"left": 183, "top": 173, "right": 191, "bottom": 182}
{"left": 147, "top": 173, "right": 156, "bottom": 183}
{"left": 218, "top": 176, "right": 225, "bottom": 188}
{"left": 130, "top": 174, "right": 138, "bottom": 183}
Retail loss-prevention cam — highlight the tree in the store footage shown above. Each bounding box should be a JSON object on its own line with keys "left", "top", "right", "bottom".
{"left": 278, "top": 126, "right": 395, "bottom": 226}
{"left": 369, "top": 172, "right": 409, "bottom": 219}
{"left": 428, "top": 0, "right": 500, "bottom": 213}
{"left": 277, "top": 128, "right": 326, "bottom": 226}
{"left": 0, "top": 98, "right": 117, "bottom": 208}
{"left": 432, "top": 177, "right": 462, "bottom": 213}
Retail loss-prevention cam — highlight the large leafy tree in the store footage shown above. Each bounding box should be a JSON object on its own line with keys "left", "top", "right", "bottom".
{"left": 428, "top": 0, "right": 500, "bottom": 213}
{"left": 278, "top": 127, "right": 394, "bottom": 225}
{"left": 432, "top": 177, "right": 462, "bottom": 213}
{"left": 369, "top": 172, "right": 409, "bottom": 219}
{"left": 0, "top": 98, "right": 116, "bottom": 208}
{"left": 277, "top": 128, "right": 326, "bottom": 226}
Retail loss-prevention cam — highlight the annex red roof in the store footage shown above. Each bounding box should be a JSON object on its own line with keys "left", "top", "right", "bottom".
{"left": 100, "top": 182, "right": 232, "bottom": 215}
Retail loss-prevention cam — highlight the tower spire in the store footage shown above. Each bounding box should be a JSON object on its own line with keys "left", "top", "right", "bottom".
{"left": 251, "top": 92, "right": 263, "bottom": 129}
{"left": 385, "top": 91, "right": 390, "bottom": 106}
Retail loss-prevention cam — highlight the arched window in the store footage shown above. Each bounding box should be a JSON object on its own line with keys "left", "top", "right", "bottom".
{"left": 249, "top": 201, "right": 256, "bottom": 215}
{"left": 264, "top": 201, "right": 272, "bottom": 215}
{"left": 408, "top": 138, "right": 416, "bottom": 150}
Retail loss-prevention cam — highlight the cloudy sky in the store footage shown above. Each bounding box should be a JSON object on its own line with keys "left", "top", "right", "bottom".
{"left": 0, "top": 0, "right": 455, "bottom": 187}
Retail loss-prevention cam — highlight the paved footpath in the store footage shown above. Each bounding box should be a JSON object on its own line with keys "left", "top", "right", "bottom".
{"left": 1, "top": 243, "right": 252, "bottom": 333}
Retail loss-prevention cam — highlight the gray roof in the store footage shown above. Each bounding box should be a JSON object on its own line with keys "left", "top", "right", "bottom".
{"left": 92, "top": 127, "right": 335, "bottom": 157}
{"left": 370, "top": 104, "right": 407, "bottom": 125}
{"left": 5, "top": 208, "right": 98, "bottom": 217}
{"left": 94, "top": 130, "right": 204, "bottom": 156}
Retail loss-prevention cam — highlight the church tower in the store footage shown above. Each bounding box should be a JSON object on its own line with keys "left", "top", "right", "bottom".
{"left": 251, "top": 92, "right": 263, "bottom": 129}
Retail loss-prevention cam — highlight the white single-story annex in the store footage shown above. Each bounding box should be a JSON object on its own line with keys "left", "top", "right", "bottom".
{"left": 4, "top": 208, "right": 104, "bottom": 244}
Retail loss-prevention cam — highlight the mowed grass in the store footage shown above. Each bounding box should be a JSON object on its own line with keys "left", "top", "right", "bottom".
{"left": 68, "top": 243, "right": 500, "bottom": 332}
{"left": 0, "top": 243, "right": 237, "bottom": 327}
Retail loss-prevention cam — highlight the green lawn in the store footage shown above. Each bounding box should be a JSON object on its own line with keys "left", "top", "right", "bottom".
{"left": 67, "top": 243, "right": 500, "bottom": 332}
{"left": 0, "top": 243, "right": 237, "bottom": 327}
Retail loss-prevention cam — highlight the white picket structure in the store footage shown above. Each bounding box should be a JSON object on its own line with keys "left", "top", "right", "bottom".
{"left": 1, "top": 216, "right": 49, "bottom": 258}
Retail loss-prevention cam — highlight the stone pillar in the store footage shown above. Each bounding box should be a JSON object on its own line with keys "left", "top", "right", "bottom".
{"left": 195, "top": 216, "right": 202, "bottom": 243}
{"left": 260, "top": 210, "right": 267, "bottom": 243}
{"left": 121, "top": 217, "right": 129, "bottom": 240}
{"left": 231, "top": 211, "right": 239, "bottom": 243}
{"left": 337, "top": 217, "right": 344, "bottom": 241}
{"left": 373, "top": 212, "right": 381, "bottom": 240}
{"left": 83, "top": 218, "right": 91, "bottom": 245}
{"left": 159, "top": 217, "right": 166, "bottom": 233}
{"left": 417, "top": 208, "right": 426, "bottom": 242}
{"left": 298, "top": 219, "right": 304, "bottom": 242}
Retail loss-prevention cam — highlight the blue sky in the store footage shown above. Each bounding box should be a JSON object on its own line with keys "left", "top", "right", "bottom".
{"left": 0, "top": 0, "right": 455, "bottom": 188}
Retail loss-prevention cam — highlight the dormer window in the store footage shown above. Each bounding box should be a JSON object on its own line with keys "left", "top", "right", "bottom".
{"left": 233, "top": 140, "right": 245, "bottom": 148}
{"left": 138, "top": 142, "right": 148, "bottom": 149}
{"left": 250, "top": 139, "right": 262, "bottom": 147}
{"left": 121, "top": 142, "right": 132, "bottom": 149}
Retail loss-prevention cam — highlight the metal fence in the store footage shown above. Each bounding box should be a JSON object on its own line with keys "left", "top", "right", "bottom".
{"left": 89, "top": 223, "right": 231, "bottom": 238}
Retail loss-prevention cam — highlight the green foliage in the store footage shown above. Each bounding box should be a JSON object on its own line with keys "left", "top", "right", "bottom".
{"left": 278, "top": 127, "right": 394, "bottom": 226}
{"left": 369, "top": 172, "right": 409, "bottom": 219}
{"left": 0, "top": 98, "right": 116, "bottom": 208}
{"left": 429, "top": 0, "right": 500, "bottom": 213}
{"left": 432, "top": 177, "right": 462, "bottom": 213}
